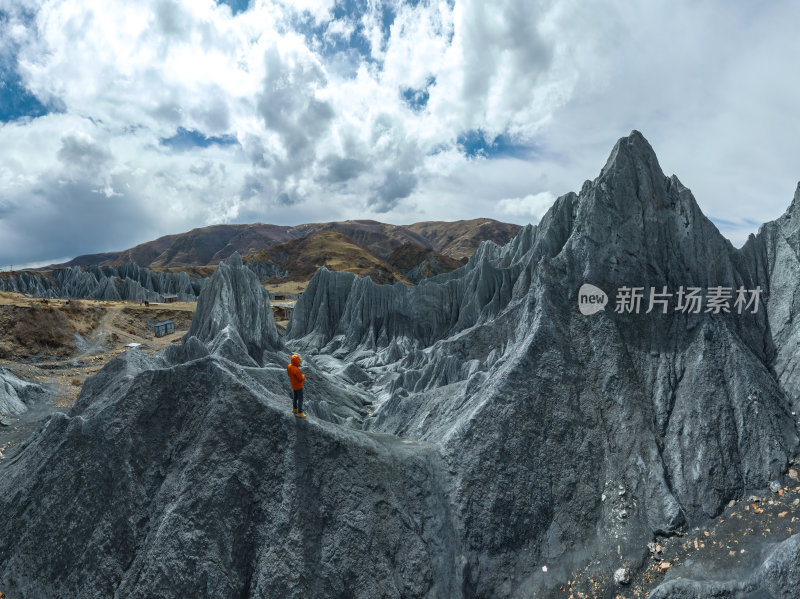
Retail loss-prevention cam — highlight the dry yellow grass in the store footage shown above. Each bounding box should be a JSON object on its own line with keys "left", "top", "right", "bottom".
{"left": 0, "top": 291, "right": 196, "bottom": 311}
{"left": 264, "top": 280, "right": 307, "bottom": 295}
{"left": 1, "top": 291, "right": 196, "bottom": 406}
{"left": 0, "top": 291, "right": 41, "bottom": 307}
{"left": 125, "top": 300, "right": 196, "bottom": 312}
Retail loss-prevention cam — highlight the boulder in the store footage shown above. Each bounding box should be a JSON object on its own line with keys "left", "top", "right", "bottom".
{"left": 0, "top": 367, "right": 48, "bottom": 419}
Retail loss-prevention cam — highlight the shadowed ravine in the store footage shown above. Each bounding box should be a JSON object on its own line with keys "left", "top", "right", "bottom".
{"left": 1, "top": 132, "right": 799, "bottom": 598}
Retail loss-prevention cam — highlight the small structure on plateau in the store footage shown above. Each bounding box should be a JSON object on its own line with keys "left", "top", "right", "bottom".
{"left": 154, "top": 320, "right": 175, "bottom": 337}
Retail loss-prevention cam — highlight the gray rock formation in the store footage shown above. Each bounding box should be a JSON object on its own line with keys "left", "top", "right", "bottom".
{"left": 649, "top": 533, "right": 800, "bottom": 598}
{"left": 0, "top": 367, "right": 47, "bottom": 419}
{"left": 184, "top": 252, "right": 281, "bottom": 364}
{"left": 742, "top": 183, "right": 800, "bottom": 415}
{"left": 0, "top": 260, "right": 283, "bottom": 303}
{"left": 245, "top": 260, "right": 287, "bottom": 281}
{"left": 1, "top": 131, "right": 799, "bottom": 598}
{"left": 288, "top": 131, "right": 800, "bottom": 592}
{"left": 0, "top": 262, "right": 208, "bottom": 302}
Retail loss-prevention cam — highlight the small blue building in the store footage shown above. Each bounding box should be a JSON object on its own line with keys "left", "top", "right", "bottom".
{"left": 154, "top": 320, "right": 175, "bottom": 337}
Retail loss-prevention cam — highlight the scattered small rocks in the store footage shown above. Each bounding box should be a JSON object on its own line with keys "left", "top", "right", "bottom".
{"left": 789, "top": 469, "right": 798, "bottom": 481}
{"left": 647, "top": 542, "right": 663, "bottom": 557}
{"left": 613, "top": 567, "right": 631, "bottom": 585}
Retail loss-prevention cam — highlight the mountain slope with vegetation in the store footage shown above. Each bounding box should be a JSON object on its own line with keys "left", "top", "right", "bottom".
{"left": 57, "top": 219, "right": 521, "bottom": 270}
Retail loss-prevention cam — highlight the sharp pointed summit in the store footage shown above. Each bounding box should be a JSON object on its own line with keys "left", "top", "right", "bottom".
{"left": 601, "top": 129, "right": 664, "bottom": 176}
{"left": 594, "top": 129, "right": 669, "bottom": 216}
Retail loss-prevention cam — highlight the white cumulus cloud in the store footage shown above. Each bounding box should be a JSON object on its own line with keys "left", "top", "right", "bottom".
{"left": 0, "top": 0, "right": 798, "bottom": 265}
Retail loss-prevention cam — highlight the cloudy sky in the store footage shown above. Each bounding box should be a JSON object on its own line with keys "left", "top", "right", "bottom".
{"left": 1, "top": 0, "right": 798, "bottom": 267}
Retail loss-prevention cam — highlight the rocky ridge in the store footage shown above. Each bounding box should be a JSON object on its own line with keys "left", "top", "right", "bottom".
{"left": 0, "top": 367, "right": 47, "bottom": 420}
{"left": 287, "top": 131, "right": 800, "bottom": 595}
{"left": 0, "top": 261, "right": 286, "bottom": 303}
{"left": 0, "top": 263, "right": 205, "bottom": 302}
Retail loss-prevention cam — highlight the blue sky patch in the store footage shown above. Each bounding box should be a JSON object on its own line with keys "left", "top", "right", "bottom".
{"left": 380, "top": 4, "right": 396, "bottom": 33}
{"left": 160, "top": 127, "right": 239, "bottom": 151}
{"left": 401, "top": 76, "right": 435, "bottom": 112}
{"left": 216, "top": 0, "right": 249, "bottom": 16}
{"left": 293, "top": 0, "right": 415, "bottom": 67}
{"left": 0, "top": 9, "right": 53, "bottom": 123}
{"left": 291, "top": 8, "right": 372, "bottom": 70}
{"left": 290, "top": 0, "right": 433, "bottom": 71}
{"left": 457, "top": 130, "right": 536, "bottom": 160}
{"left": 710, "top": 216, "right": 764, "bottom": 230}
{"left": 0, "top": 66, "right": 50, "bottom": 123}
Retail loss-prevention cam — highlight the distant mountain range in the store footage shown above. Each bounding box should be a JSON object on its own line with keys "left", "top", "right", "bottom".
{"left": 55, "top": 218, "right": 521, "bottom": 284}
{"left": 0, "top": 219, "right": 520, "bottom": 301}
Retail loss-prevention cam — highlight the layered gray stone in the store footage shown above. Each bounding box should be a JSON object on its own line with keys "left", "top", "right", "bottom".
{"left": 0, "top": 260, "right": 283, "bottom": 303}
{"left": 741, "top": 183, "right": 800, "bottom": 414}
{"left": 0, "top": 263, "right": 208, "bottom": 302}
{"left": 177, "top": 252, "right": 368, "bottom": 425}
{"left": 184, "top": 252, "right": 280, "bottom": 364}
{"left": 648, "top": 533, "right": 800, "bottom": 598}
{"left": 289, "top": 131, "right": 800, "bottom": 593}
{"left": 0, "top": 348, "right": 454, "bottom": 598}
{"left": 0, "top": 367, "right": 47, "bottom": 419}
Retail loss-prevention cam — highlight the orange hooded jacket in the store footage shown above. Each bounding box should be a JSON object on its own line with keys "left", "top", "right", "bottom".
{"left": 287, "top": 354, "right": 305, "bottom": 390}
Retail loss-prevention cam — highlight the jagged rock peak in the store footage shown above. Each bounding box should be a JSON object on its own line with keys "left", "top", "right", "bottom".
{"left": 781, "top": 181, "right": 800, "bottom": 222}
{"left": 184, "top": 251, "right": 281, "bottom": 363}
{"left": 601, "top": 129, "right": 665, "bottom": 179}
{"left": 225, "top": 250, "right": 244, "bottom": 268}
{"left": 590, "top": 130, "right": 674, "bottom": 217}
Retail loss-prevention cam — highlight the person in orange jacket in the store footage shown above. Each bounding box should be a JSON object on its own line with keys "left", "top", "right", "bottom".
{"left": 287, "top": 354, "right": 306, "bottom": 418}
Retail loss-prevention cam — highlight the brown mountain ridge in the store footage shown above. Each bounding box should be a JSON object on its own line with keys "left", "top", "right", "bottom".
{"left": 57, "top": 218, "right": 521, "bottom": 270}
{"left": 246, "top": 231, "right": 410, "bottom": 285}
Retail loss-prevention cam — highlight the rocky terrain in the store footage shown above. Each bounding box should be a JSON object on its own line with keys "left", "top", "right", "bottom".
{"left": 0, "top": 263, "right": 210, "bottom": 302}
{"left": 0, "top": 294, "right": 193, "bottom": 455}
{"left": 1, "top": 131, "right": 799, "bottom": 598}
{"left": 0, "top": 367, "right": 48, "bottom": 422}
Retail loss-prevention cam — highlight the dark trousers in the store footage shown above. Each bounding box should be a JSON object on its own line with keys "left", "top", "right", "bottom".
{"left": 292, "top": 388, "right": 304, "bottom": 413}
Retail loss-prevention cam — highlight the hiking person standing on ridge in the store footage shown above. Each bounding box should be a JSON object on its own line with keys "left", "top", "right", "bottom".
{"left": 287, "top": 354, "right": 306, "bottom": 419}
